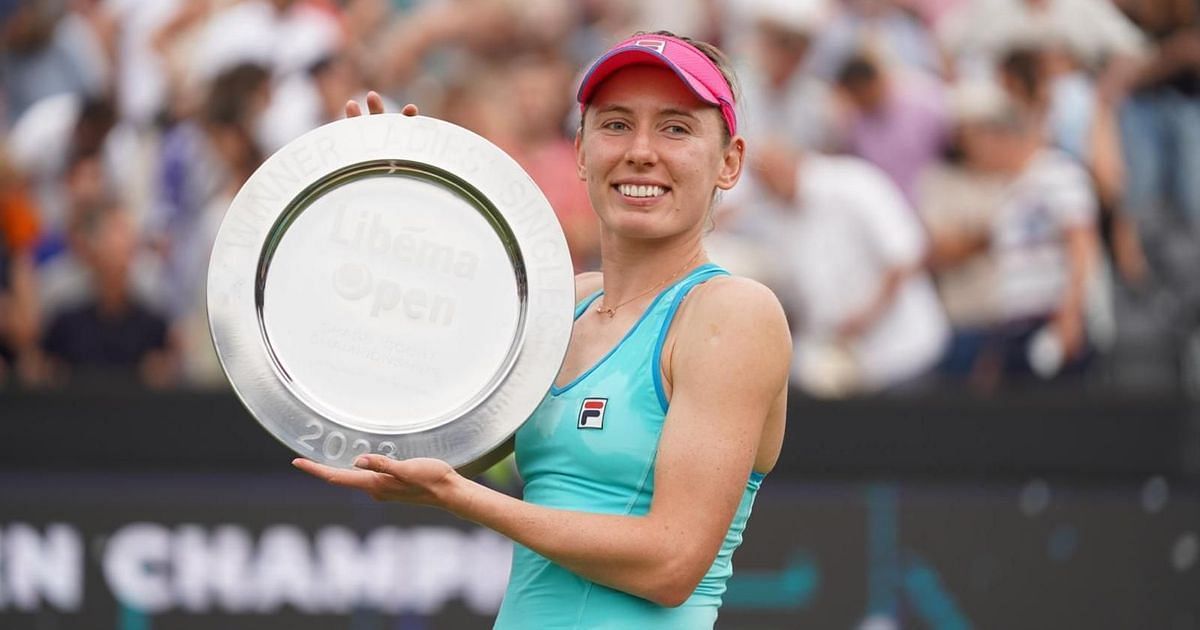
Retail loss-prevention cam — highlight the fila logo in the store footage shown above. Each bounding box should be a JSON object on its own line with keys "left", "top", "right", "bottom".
{"left": 577, "top": 398, "right": 607, "bottom": 429}
{"left": 632, "top": 39, "right": 666, "bottom": 54}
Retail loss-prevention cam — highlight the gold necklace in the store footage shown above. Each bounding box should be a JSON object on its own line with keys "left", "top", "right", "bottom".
{"left": 595, "top": 251, "right": 703, "bottom": 318}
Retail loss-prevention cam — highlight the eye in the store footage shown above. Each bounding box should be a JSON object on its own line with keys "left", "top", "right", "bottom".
{"left": 663, "top": 124, "right": 690, "bottom": 135}
{"left": 602, "top": 120, "right": 629, "bottom": 131}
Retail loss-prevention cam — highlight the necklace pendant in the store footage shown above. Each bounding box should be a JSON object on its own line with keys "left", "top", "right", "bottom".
{"left": 595, "top": 305, "right": 616, "bottom": 318}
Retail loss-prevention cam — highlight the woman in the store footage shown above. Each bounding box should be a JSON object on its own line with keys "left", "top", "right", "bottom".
{"left": 295, "top": 32, "right": 791, "bottom": 628}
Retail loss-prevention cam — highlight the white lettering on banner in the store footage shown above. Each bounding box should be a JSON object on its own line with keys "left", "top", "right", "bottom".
{"left": 0, "top": 523, "right": 83, "bottom": 612}
{"left": 401, "top": 527, "right": 464, "bottom": 614}
{"left": 2, "top": 521, "right": 511, "bottom": 615}
{"left": 255, "top": 526, "right": 320, "bottom": 613}
{"left": 461, "top": 529, "right": 513, "bottom": 614}
{"left": 314, "top": 526, "right": 400, "bottom": 613}
{"left": 173, "top": 525, "right": 256, "bottom": 613}
{"left": 103, "top": 522, "right": 173, "bottom": 613}
{"left": 90, "top": 522, "right": 511, "bottom": 615}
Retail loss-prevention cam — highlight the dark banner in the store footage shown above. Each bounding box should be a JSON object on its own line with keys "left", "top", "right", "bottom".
{"left": 2, "top": 388, "right": 1197, "bottom": 478}
{"left": 2, "top": 473, "right": 1197, "bottom": 630}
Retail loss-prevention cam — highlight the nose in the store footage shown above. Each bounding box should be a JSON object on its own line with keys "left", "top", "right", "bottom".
{"left": 624, "top": 127, "right": 657, "bottom": 167}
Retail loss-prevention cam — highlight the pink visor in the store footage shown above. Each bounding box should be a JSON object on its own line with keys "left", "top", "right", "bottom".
{"left": 577, "top": 34, "right": 738, "bottom": 137}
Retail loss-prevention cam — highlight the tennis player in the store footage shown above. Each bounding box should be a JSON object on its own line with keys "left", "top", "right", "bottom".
{"left": 295, "top": 31, "right": 791, "bottom": 629}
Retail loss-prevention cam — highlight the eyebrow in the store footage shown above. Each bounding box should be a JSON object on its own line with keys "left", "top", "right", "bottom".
{"left": 593, "top": 104, "right": 701, "bottom": 121}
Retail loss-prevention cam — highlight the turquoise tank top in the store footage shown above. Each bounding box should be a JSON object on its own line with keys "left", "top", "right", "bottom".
{"left": 494, "top": 263, "right": 766, "bottom": 629}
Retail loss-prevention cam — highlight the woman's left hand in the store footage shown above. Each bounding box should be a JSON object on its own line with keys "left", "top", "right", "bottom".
{"left": 292, "top": 455, "right": 460, "bottom": 508}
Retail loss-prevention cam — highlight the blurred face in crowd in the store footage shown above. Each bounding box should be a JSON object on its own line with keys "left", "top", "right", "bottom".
{"left": 959, "top": 118, "right": 1041, "bottom": 174}
{"left": 843, "top": 75, "right": 887, "bottom": 114}
{"left": 65, "top": 156, "right": 107, "bottom": 209}
{"left": 575, "top": 65, "right": 744, "bottom": 242}
{"left": 82, "top": 206, "right": 138, "bottom": 302}
{"left": 754, "top": 22, "right": 811, "bottom": 87}
{"left": 443, "top": 70, "right": 520, "bottom": 152}
{"left": 511, "top": 57, "right": 572, "bottom": 141}
{"left": 313, "top": 54, "right": 362, "bottom": 122}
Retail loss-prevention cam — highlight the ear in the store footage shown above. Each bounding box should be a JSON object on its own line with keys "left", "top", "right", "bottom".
{"left": 715, "top": 136, "right": 746, "bottom": 191}
{"left": 574, "top": 128, "right": 586, "bottom": 181}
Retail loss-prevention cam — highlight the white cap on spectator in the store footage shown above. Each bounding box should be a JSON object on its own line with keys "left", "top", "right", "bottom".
{"left": 272, "top": 5, "right": 343, "bottom": 77}
{"left": 747, "top": 0, "right": 833, "bottom": 35}
{"left": 7, "top": 93, "right": 81, "bottom": 177}
{"left": 190, "top": 1, "right": 277, "bottom": 82}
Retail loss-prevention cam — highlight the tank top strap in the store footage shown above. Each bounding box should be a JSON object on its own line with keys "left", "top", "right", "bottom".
{"left": 650, "top": 263, "right": 730, "bottom": 412}
{"left": 574, "top": 290, "right": 604, "bottom": 319}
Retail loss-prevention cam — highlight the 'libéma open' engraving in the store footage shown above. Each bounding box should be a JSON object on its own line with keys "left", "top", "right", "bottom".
{"left": 328, "top": 205, "right": 480, "bottom": 326}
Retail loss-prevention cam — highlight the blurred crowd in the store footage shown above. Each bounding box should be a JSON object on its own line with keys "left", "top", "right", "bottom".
{"left": 0, "top": 0, "right": 1198, "bottom": 397}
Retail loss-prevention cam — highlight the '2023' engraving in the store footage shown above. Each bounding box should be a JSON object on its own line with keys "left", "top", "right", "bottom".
{"left": 297, "top": 419, "right": 399, "bottom": 460}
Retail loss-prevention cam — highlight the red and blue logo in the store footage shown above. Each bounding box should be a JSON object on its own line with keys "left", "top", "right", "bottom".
{"left": 577, "top": 398, "right": 607, "bottom": 429}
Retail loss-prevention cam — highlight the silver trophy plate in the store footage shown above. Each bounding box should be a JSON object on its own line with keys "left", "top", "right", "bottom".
{"left": 207, "top": 114, "right": 575, "bottom": 470}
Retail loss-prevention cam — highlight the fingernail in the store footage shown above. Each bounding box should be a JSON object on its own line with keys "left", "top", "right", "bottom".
{"left": 354, "top": 456, "right": 369, "bottom": 468}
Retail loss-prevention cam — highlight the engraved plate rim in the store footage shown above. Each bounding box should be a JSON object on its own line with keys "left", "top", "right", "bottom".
{"left": 207, "top": 114, "right": 574, "bottom": 469}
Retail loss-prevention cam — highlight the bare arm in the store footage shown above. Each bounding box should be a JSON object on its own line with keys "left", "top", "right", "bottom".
{"left": 1103, "top": 30, "right": 1200, "bottom": 100}
{"left": 926, "top": 229, "right": 990, "bottom": 269}
{"left": 836, "top": 263, "right": 921, "bottom": 342}
{"left": 1052, "top": 226, "right": 1098, "bottom": 358}
{"left": 293, "top": 278, "right": 791, "bottom": 606}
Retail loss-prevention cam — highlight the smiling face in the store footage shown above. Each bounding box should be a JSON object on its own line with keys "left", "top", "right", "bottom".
{"left": 575, "top": 65, "right": 744, "bottom": 243}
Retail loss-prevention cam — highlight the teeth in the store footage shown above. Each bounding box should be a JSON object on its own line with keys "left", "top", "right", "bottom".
{"left": 618, "top": 184, "right": 666, "bottom": 198}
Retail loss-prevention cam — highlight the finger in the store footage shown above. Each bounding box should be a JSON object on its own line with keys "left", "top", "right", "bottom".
{"left": 401, "top": 103, "right": 419, "bottom": 117}
{"left": 366, "top": 90, "right": 385, "bottom": 115}
{"left": 293, "top": 458, "right": 378, "bottom": 489}
{"left": 353, "top": 453, "right": 403, "bottom": 477}
{"left": 345, "top": 99, "right": 363, "bottom": 118}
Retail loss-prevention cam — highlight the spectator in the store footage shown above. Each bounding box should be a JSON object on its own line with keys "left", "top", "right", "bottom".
{"left": 5, "top": 94, "right": 117, "bottom": 257}
{"left": 508, "top": 53, "right": 601, "bottom": 271}
{"left": 807, "top": 0, "right": 945, "bottom": 80}
{"left": 929, "top": 81, "right": 1103, "bottom": 386}
{"left": 736, "top": 0, "right": 840, "bottom": 152}
{"left": 0, "top": 0, "right": 1186, "bottom": 394}
{"left": 734, "top": 145, "right": 949, "bottom": 396}
{"left": 41, "top": 195, "right": 175, "bottom": 387}
{"left": 998, "top": 44, "right": 1146, "bottom": 286}
{"left": 259, "top": 50, "right": 364, "bottom": 153}
{"left": 836, "top": 53, "right": 949, "bottom": 206}
{"left": 0, "top": 0, "right": 109, "bottom": 125}
{"left": 149, "top": 62, "right": 270, "bottom": 385}
{"left": 152, "top": 63, "right": 269, "bottom": 321}
{"left": 917, "top": 167, "right": 1008, "bottom": 336}
{"left": 1113, "top": 0, "right": 1200, "bottom": 303}
{"left": 938, "top": 0, "right": 1145, "bottom": 83}
{"left": 919, "top": 84, "right": 1020, "bottom": 383}
{"left": 105, "top": 0, "right": 184, "bottom": 128}
{"left": 0, "top": 149, "right": 41, "bottom": 385}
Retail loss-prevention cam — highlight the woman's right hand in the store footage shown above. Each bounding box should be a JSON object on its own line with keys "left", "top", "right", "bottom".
{"left": 345, "top": 90, "right": 419, "bottom": 118}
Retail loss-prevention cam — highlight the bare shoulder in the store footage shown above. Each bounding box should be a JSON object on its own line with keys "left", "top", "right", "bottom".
{"left": 686, "top": 276, "right": 788, "bottom": 333}
{"left": 574, "top": 271, "right": 603, "bottom": 302}
{"left": 674, "top": 276, "right": 792, "bottom": 371}
{"left": 663, "top": 274, "right": 791, "bottom": 411}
